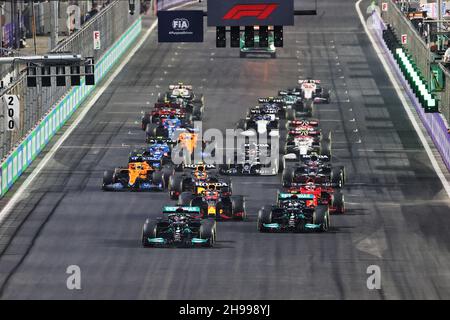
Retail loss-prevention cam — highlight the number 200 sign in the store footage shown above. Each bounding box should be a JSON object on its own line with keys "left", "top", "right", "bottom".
{"left": 3, "top": 95, "right": 20, "bottom": 131}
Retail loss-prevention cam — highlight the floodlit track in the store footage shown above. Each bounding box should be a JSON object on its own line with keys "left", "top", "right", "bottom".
{"left": 0, "top": 0, "right": 450, "bottom": 299}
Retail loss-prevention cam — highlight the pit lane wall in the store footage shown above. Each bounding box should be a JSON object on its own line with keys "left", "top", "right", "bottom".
{"left": 0, "top": 18, "right": 142, "bottom": 198}
{"left": 371, "top": 12, "right": 450, "bottom": 171}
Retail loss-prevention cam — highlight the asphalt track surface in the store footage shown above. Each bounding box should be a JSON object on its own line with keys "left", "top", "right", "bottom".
{"left": 0, "top": 0, "right": 450, "bottom": 299}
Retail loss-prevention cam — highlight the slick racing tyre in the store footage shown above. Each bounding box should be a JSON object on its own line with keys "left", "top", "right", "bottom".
{"left": 231, "top": 195, "right": 246, "bottom": 220}
{"left": 183, "top": 113, "right": 193, "bottom": 126}
{"left": 236, "top": 119, "right": 247, "bottom": 131}
{"left": 331, "top": 168, "right": 344, "bottom": 188}
{"left": 142, "top": 219, "right": 158, "bottom": 247}
{"left": 304, "top": 100, "right": 314, "bottom": 117}
{"left": 152, "top": 171, "right": 165, "bottom": 190}
{"left": 142, "top": 114, "right": 150, "bottom": 130}
{"left": 169, "top": 174, "right": 184, "bottom": 200}
{"left": 178, "top": 192, "right": 194, "bottom": 206}
{"left": 282, "top": 167, "right": 295, "bottom": 187}
{"left": 321, "top": 130, "right": 332, "bottom": 144}
{"left": 331, "top": 192, "right": 345, "bottom": 214}
{"left": 102, "top": 170, "right": 115, "bottom": 188}
{"left": 285, "top": 108, "right": 296, "bottom": 121}
{"left": 145, "top": 123, "right": 158, "bottom": 140}
{"left": 161, "top": 167, "right": 175, "bottom": 188}
{"left": 313, "top": 205, "right": 330, "bottom": 232}
{"left": 193, "top": 94, "right": 204, "bottom": 106}
{"left": 320, "top": 140, "right": 331, "bottom": 158}
{"left": 193, "top": 105, "right": 203, "bottom": 121}
{"left": 200, "top": 220, "right": 216, "bottom": 247}
{"left": 257, "top": 207, "right": 272, "bottom": 232}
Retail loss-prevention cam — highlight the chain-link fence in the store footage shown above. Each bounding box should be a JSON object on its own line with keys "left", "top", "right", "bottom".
{"left": 0, "top": 0, "right": 139, "bottom": 161}
{"left": 382, "top": 0, "right": 431, "bottom": 82}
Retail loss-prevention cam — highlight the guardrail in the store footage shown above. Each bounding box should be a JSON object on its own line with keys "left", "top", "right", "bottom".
{"left": 157, "top": 0, "right": 198, "bottom": 10}
{"left": 372, "top": 11, "right": 450, "bottom": 171}
{"left": 0, "top": 1, "right": 142, "bottom": 197}
{"left": 382, "top": 0, "right": 431, "bottom": 84}
{"left": 0, "top": 1, "right": 139, "bottom": 161}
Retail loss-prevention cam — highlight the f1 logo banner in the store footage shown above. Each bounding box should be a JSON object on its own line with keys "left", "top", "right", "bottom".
{"left": 207, "top": 0, "right": 294, "bottom": 27}
{"left": 158, "top": 10, "right": 204, "bottom": 43}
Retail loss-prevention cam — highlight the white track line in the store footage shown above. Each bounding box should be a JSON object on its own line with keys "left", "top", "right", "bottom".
{"left": 355, "top": 0, "right": 450, "bottom": 199}
{"left": 0, "top": 2, "right": 197, "bottom": 224}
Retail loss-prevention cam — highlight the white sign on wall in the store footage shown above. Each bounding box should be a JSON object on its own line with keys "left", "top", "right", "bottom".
{"left": 401, "top": 34, "right": 408, "bottom": 45}
{"left": 3, "top": 95, "right": 20, "bottom": 131}
{"left": 93, "top": 31, "right": 101, "bottom": 50}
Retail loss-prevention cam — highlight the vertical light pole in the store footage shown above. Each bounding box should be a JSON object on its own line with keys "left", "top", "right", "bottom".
{"left": 437, "top": 0, "right": 442, "bottom": 48}
{"left": 50, "top": 0, "right": 59, "bottom": 50}
{"left": 0, "top": 2, "right": 4, "bottom": 53}
{"left": 31, "top": 1, "right": 37, "bottom": 55}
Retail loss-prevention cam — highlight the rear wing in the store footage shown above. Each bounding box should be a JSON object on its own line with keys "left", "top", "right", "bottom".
{"left": 182, "top": 163, "right": 216, "bottom": 170}
{"left": 258, "top": 97, "right": 284, "bottom": 104}
{"left": 278, "top": 192, "right": 315, "bottom": 201}
{"left": 289, "top": 120, "right": 319, "bottom": 127}
{"left": 279, "top": 90, "right": 301, "bottom": 96}
{"left": 298, "top": 80, "right": 321, "bottom": 84}
{"left": 154, "top": 102, "right": 182, "bottom": 109}
{"left": 169, "top": 84, "right": 193, "bottom": 90}
{"left": 299, "top": 154, "right": 330, "bottom": 162}
{"left": 163, "top": 206, "right": 201, "bottom": 214}
{"left": 147, "top": 137, "right": 177, "bottom": 145}
{"left": 194, "top": 181, "right": 228, "bottom": 188}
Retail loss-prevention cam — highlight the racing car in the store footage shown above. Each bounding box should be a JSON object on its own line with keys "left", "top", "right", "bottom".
{"left": 129, "top": 140, "right": 173, "bottom": 168}
{"left": 145, "top": 114, "right": 193, "bottom": 142}
{"left": 240, "top": 26, "right": 276, "bottom": 58}
{"left": 283, "top": 119, "right": 331, "bottom": 154}
{"left": 278, "top": 89, "right": 304, "bottom": 112}
{"left": 219, "top": 143, "right": 279, "bottom": 176}
{"left": 141, "top": 102, "right": 192, "bottom": 130}
{"left": 281, "top": 154, "right": 345, "bottom": 188}
{"left": 142, "top": 206, "right": 216, "bottom": 247}
{"left": 297, "top": 79, "right": 331, "bottom": 104}
{"left": 168, "top": 163, "right": 231, "bottom": 199}
{"left": 256, "top": 97, "right": 296, "bottom": 120}
{"left": 257, "top": 193, "right": 330, "bottom": 232}
{"left": 283, "top": 126, "right": 331, "bottom": 158}
{"left": 177, "top": 188, "right": 246, "bottom": 220}
{"left": 284, "top": 182, "right": 345, "bottom": 214}
{"left": 158, "top": 83, "right": 204, "bottom": 119}
{"left": 102, "top": 161, "right": 172, "bottom": 191}
{"left": 237, "top": 111, "right": 285, "bottom": 137}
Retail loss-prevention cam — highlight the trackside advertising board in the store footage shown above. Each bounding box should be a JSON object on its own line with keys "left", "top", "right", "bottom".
{"left": 207, "top": 0, "right": 294, "bottom": 27}
{"left": 158, "top": 10, "right": 204, "bottom": 42}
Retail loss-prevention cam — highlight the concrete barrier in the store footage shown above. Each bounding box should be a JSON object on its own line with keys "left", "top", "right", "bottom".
{"left": 0, "top": 18, "right": 142, "bottom": 197}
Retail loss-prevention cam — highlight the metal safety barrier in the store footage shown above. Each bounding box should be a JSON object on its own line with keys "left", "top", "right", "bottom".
{"left": 0, "top": 1, "right": 142, "bottom": 197}
{"left": 382, "top": 0, "right": 431, "bottom": 84}
{"left": 0, "top": 0, "right": 139, "bottom": 160}
{"left": 373, "top": 11, "right": 450, "bottom": 171}
{"left": 157, "top": 0, "right": 199, "bottom": 10}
